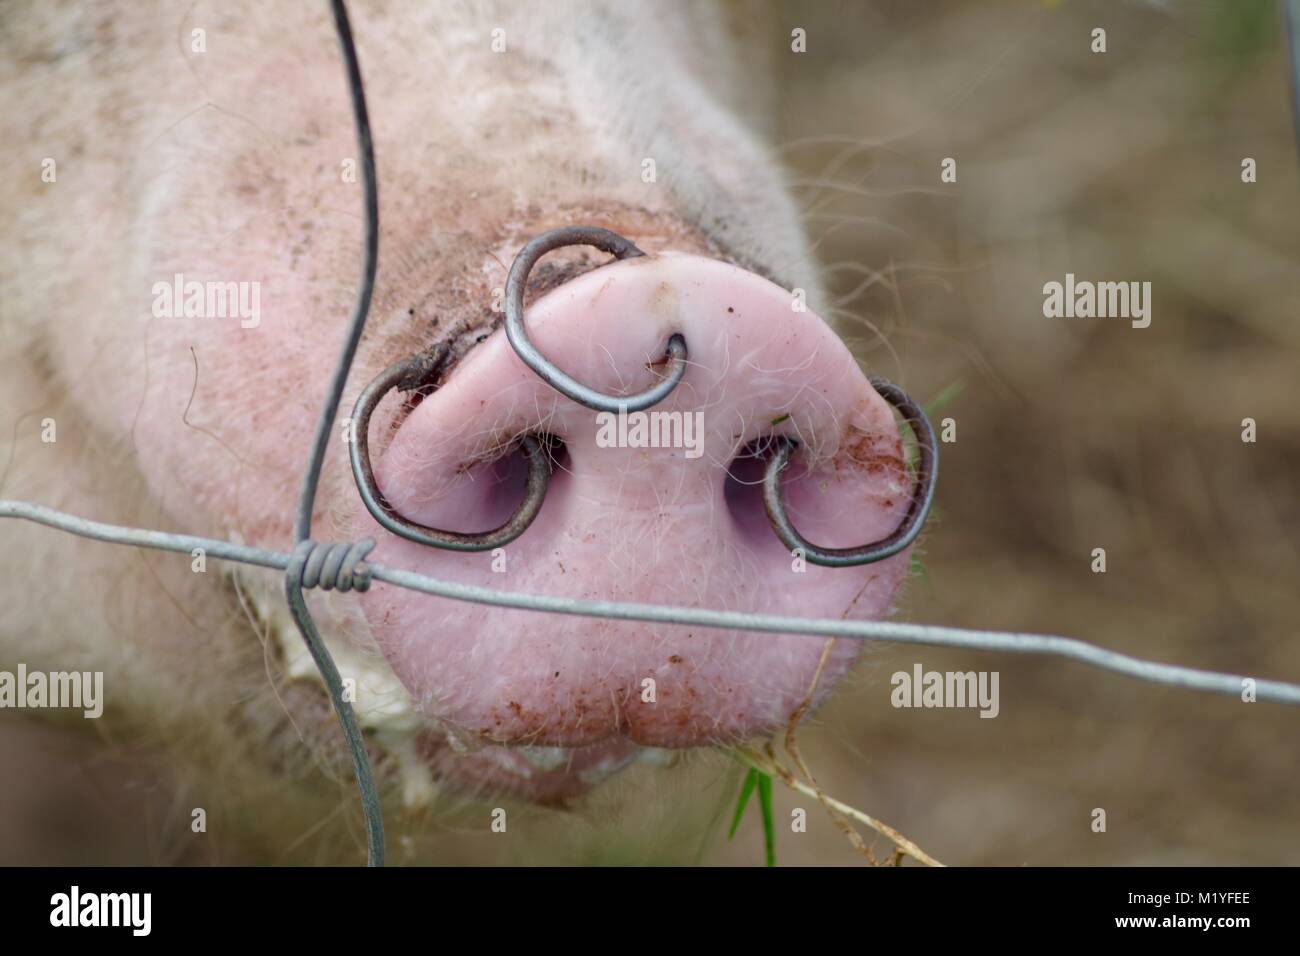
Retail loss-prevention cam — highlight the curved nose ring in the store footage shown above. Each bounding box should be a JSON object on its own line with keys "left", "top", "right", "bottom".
{"left": 761, "top": 376, "right": 938, "bottom": 567}
{"left": 351, "top": 228, "right": 937, "bottom": 562}
{"left": 504, "top": 225, "right": 689, "bottom": 413}
{"left": 348, "top": 354, "right": 552, "bottom": 552}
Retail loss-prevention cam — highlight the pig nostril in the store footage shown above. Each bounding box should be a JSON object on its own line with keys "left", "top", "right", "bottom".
{"left": 761, "top": 377, "right": 939, "bottom": 567}
{"left": 349, "top": 356, "right": 553, "bottom": 551}
{"left": 505, "top": 225, "right": 690, "bottom": 413}
{"left": 723, "top": 437, "right": 791, "bottom": 547}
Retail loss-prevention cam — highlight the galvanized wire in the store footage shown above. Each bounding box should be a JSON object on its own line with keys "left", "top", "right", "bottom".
{"left": 278, "top": 0, "right": 385, "bottom": 866}
{"left": 5, "top": 500, "right": 1300, "bottom": 710}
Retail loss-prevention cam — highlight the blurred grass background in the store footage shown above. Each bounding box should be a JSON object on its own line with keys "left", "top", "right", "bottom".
{"left": 739, "top": 0, "right": 1300, "bottom": 864}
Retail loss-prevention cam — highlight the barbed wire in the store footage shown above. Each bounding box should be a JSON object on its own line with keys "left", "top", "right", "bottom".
{"left": 4, "top": 0, "right": 1299, "bottom": 869}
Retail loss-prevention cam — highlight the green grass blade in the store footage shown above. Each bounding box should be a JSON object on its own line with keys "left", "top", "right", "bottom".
{"left": 906, "top": 378, "right": 963, "bottom": 470}
{"left": 757, "top": 771, "right": 775, "bottom": 867}
{"left": 729, "top": 767, "right": 759, "bottom": 840}
{"left": 924, "top": 379, "right": 965, "bottom": 417}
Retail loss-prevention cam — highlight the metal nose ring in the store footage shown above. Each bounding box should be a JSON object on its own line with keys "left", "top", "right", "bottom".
{"left": 762, "top": 377, "right": 938, "bottom": 567}
{"left": 504, "top": 225, "right": 689, "bottom": 413}
{"left": 348, "top": 354, "right": 552, "bottom": 552}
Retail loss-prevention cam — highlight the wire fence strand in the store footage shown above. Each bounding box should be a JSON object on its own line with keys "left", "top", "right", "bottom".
{"left": 6, "top": 499, "right": 1300, "bottom": 708}
{"left": 279, "top": 0, "right": 384, "bottom": 866}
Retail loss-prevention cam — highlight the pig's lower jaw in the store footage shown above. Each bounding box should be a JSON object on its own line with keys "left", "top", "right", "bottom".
{"left": 235, "top": 555, "right": 866, "bottom": 807}
{"left": 237, "top": 563, "right": 676, "bottom": 806}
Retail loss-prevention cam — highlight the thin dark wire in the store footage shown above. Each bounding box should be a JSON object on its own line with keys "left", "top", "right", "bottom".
{"left": 283, "top": 0, "right": 384, "bottom": 866}
{"left": 294, "top": 0, "right": 378, "bottom": 543}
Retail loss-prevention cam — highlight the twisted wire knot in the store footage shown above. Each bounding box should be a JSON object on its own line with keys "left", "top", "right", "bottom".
{"left": 287, "top": 538, "right": 377, "bottom": 593}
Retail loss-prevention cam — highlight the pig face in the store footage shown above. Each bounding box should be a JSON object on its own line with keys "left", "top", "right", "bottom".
{"left": 0, "top": 1, "right": 918, "bottom": 839}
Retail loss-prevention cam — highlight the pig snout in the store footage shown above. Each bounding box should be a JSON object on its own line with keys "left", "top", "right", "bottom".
{"left": 0, "top": 0, "right": 928, "bottom": 821}
{"left": 351, "top": 247, "right": 914, "bottom": 761}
